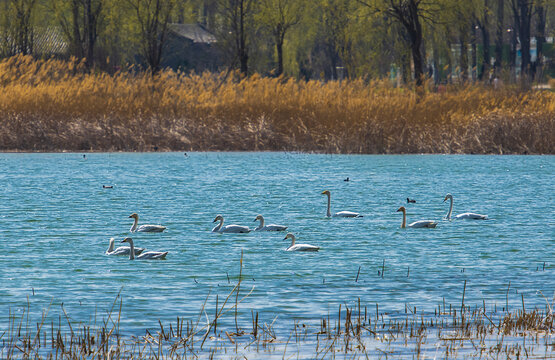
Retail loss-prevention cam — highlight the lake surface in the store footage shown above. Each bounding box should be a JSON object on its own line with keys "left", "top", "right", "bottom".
{"left": 0, "top": 153, "right": 553, "bottom": 351}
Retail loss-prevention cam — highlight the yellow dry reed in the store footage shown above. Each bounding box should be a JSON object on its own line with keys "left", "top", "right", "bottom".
{"left": 0, "top": 55, "right": 553, "bottom": 153}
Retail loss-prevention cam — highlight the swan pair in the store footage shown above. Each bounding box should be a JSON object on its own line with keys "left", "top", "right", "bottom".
{"left": 321, "top": 190, "right": 362, "bottom": 218}
{"left": 396, "top": 194, "right": 488, "bottom": 228}
{"left": 105, "top": 237, "right": 144, "bottom": 256}
{"left": 106, "top": 238, "right": 167, "bottom": 259}
{"left": 129, "top": 213, "right": 166, "bottom": 233}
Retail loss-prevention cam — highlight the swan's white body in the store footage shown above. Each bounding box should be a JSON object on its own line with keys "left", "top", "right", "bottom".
{"left": 121, "top": 238, "right": 168, "bottom": 260}
{"left": 212, "top": 215, "right": 251, "bottom": 233}
{"left": 397, "top": 207, "right": 438, "bottom": 228}
{"left": 129, "top": 213, "right": 166, "bottom": 232}
{"left": 321, "top": 190, "right": 361, "bottom": 218}
{"left": 443, "top": 194, "right": 488, "bottom": 220}
{"left": 105, "top": 237, "right": 144, "bottom": 256}
{"left": 254, "top": 215, "right": 287, "bottom": 231}
{"left": 284, "top": 233, "right": 319, "bottom": 252}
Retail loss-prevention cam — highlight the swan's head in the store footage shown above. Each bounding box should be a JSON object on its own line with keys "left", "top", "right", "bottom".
{"left": 121, "top": 237, "right": 133, "bottom": 244}
{"left": 254, "top": 214, "right": 264, "bottom": 222}
{"left": 129, "top": 213, "right": 139, "bottom": 219}
{"left": 213, "top": 215, "right": 224, "bottom": 223}
{"left": 321, "top": 190, "right": 330, "bottom": 196}
{"left": 283, "top": 233, "right": 295, "bottom": 241}
{"left": 396, "top": 206, "right": 406, "bottom": 213}
{"left": 443, "top": 194, "right": 453, "bottom": 202}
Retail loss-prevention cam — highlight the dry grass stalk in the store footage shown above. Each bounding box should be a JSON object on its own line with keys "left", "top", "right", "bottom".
{"left": 0, "top": 55, "right": 553, "bottom": 153}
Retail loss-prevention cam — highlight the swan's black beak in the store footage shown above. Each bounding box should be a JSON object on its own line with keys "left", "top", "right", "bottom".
{"left": 253, "top": 219, "right": 257, "bottom": 222}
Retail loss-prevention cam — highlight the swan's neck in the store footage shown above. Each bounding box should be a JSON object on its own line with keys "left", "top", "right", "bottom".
{"left": 213, "top": 219, "right": 224, "bottom": 232}
{"left": 107, "top": 239, "right": 115, "bottom": 252}
{"left": 446, "top": 197, "right": 453, "bottom": 220}
{"left": 401, "top": 210, "right": 406, "bottom": 228}
{"left": 290, "top": 236, "right": 296, "bottom": 247}
{"left": 130, "top": 218, "right": 138, "bottom": 232}
{"left": 128, "top": 240, "right": 135, "bottom": 260}
{"left": 256, "top": 217, "right": 264, "bottom": 230}
{"left": 326, "top": 194, "right": 331, "bottom": 217}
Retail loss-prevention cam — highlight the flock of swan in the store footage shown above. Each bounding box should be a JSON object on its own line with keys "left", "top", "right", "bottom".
{"left": 105, "top": 192, "right": 488, "bottom": 259}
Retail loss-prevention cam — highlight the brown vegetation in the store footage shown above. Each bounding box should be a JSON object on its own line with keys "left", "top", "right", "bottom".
{"left": 0, "top": 55, "right": 553, "bottom": 154}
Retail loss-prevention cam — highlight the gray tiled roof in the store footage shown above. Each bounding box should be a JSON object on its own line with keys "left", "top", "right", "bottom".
{"left": 33, "top": 27, "right": 68, "bottom": 55}
{"left": 168, "top": 24, "right": 216, "bottom": 44}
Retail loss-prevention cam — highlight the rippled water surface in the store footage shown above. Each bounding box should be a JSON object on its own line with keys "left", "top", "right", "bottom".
{"left": 0, "top": 153, "right": 553, "bottom": 339}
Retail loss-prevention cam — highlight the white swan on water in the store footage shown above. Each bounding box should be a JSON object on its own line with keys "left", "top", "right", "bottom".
{"left": 284, "top": 233, "right": 319, "bottom": 252}
{"left": 397, "top": 206, "right": 438, "bottom": 228}
{"left": 212, "top": 215, "right": 251, "bottom": 233}
{"left": 443, "top": 194, "right": 488, "bottom": 220}
{"left": 253, "top": 215, "right": 288, "bottom": 231}
{"left": 121, "top": 238, "right": 168, "bottom": 260}
{"left": 105, "top": 237, "right": 144, "bottom": 256}
{"left": 129, "top": 213, "right": 167, "bottom": 233}
{"left": 321, "top": 190, "right": 361, "bottom": 218}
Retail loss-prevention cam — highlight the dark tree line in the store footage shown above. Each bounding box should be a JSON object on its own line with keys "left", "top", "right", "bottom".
{"left": 0, "top": 0, "right": 553, "bottom": 85}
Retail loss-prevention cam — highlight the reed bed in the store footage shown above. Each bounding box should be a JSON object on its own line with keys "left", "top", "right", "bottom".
{"left": 2, "top": 257, "right": 554, "bottom": 359}
{"left": 0, "top": 55, "right": 554, "bottom": 154}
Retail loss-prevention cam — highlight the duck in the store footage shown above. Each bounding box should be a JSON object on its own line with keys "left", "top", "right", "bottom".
{"left": 283, "top": 233, "right": 319, "bottom": 252}
{"left": 129, "top": 213, "right": 167, "bottom": 233}
{"left": 321, "top": 190, "right": 362, "bottom": 218}
{"left": 121, "top": 238, "right": 168, "bottom": 260}
{"left": 105, "top": 237, "right": 144, "bottom": 256}
{"left": 443, "top": 194, "right": 488, "bottom": 220}
{"left": 396, "top": 206, "right": 438, "bottom": 228}
{"left": 253, "top": 215, "right": 288, "bottom": 231}
{"left": 212, "top": 215, "right": 251, "bottom": 233}
{"left": 407, "top": 198, "right": 416, "bottom": 203}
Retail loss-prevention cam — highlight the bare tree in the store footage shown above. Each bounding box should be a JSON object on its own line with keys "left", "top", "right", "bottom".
{"left": 494, "top": 0, "right": 504, "bottom": 75}
{"left": 127, "top": 0, "right": 174, "bottom": 74}
{"left": 54, "top": 0, "right": 103, "bottom": 68}
{"left": 359, "top": 0, "right": 432, "bottom": 86}
{"left": 510, "top": 0, "right": 534, "bottom": 80}
{"left": 11, "top": 0, "right": 37, "bottom": 54}
{"left": 258, "top": 0, "right": 302, "bottom": 76}
{"left": 218, "top": 0, "right": 255, "bottom": 75}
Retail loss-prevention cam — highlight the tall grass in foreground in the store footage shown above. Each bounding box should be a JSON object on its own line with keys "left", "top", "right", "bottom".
{"left": 2, "top": 279, "right": 553, "bottom": 359}
{"left": 0, "top": 55, "right": 553, "bottom": 153}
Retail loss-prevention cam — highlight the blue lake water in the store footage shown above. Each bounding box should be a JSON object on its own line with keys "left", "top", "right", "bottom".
{"left": 0, "top": 153, "right": 553, "bottom": 343}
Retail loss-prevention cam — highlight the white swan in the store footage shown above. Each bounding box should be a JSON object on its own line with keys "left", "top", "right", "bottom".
{"left": 253, "top": 215, "right": 288, "bottom": 231}
{"left": 129, "top": 213, "right": 167, "bottom": 233}
{"left": 284, "top": 233, "right": 319, "bottom": 252}
{"left": 443, "top": 194, "right": 488, "bottom": 220}
{"left": 212, "top": 215, "right": 251, "bottom": 233}
{"left": 397, "top": 206, "right": 438, "bottom": 228}
{"left": 105, "top": 237, "right": 144, "bottom": 256}
{"left": 321, "top": 190, "right": 361, "bottom": 218}
{"left": 121, "top": 238, "right": 168, "bottom": 260}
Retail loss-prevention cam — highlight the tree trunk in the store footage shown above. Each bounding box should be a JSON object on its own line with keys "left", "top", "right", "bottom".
{"left": 275, "top": 32, "right": 284, "bottom": 76}
{"left": 494, "top": 0, "right": 504, "bottom": 75}
{"left": 239, "top": 0, "right": 248, "bottom": 74}
{"left": 470, "top": 23, "right": 477, "bottom": 82}
{"left": 479, "top": 0, "right": 491, "bottom": 81}
{"left": 408, "top": 0, "right": 423, "bottom": 86}
{"left": 517, "top": 0, "right": 531, "bottom": 80}
{"left": 534, "top": 3, "right": 546, "bottom": 81}
{"left": 459, "top": 29, "right": 469, "bottom": 83}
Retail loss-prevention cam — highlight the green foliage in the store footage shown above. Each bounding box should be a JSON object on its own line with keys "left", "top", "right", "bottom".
{"left": 0, "top": 0, "right": 554, "bottom": 82}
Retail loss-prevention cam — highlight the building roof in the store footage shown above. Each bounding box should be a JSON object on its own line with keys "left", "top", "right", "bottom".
{"left": 33, "top": 27, "right": 68, "bottom": 55}
{"left": 168, "top": 24, "right": 216, "bottom": 44}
